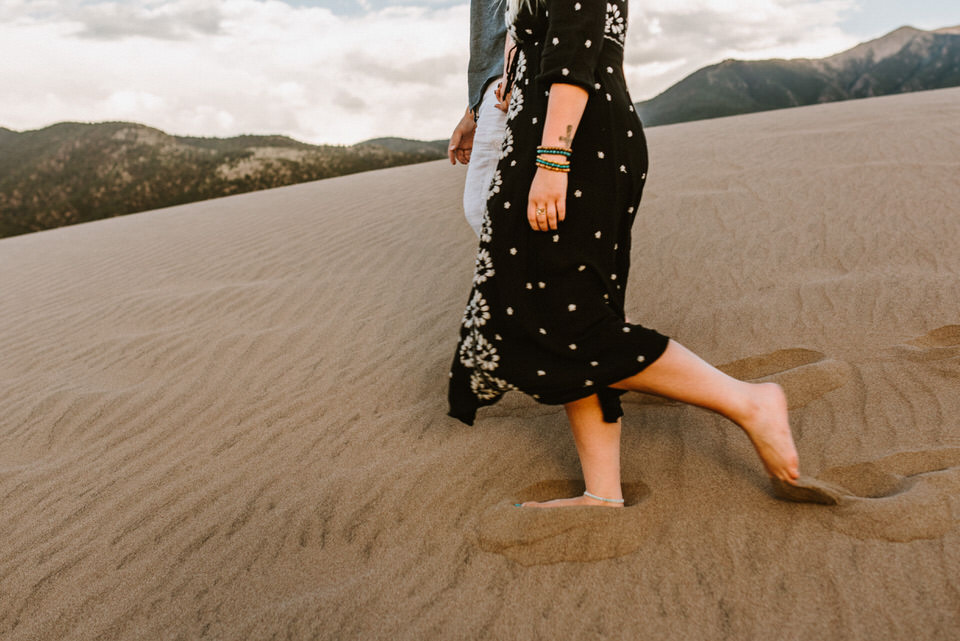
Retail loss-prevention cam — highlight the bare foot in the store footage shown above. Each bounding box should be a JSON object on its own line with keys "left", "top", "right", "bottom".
{"left": 736, "top": 382, "right": 800, "bottom": 482}
{"left": 517, "top": 494, "right": 624, "bottom": 509}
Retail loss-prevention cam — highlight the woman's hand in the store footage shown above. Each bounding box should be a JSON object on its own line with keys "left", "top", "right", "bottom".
{"left": 528, "top": 83, "right": 587, "bottom": 231}
{"left": 527, "top": 163, "right": 567, "bottom": 231}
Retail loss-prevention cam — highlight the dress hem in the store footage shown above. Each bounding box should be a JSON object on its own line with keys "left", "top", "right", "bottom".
{"left": 448, "top": 334, "right": 671, "bottom": 426}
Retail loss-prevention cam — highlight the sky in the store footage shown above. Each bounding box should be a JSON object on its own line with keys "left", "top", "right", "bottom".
{"left": 0, "top": 0, "right": 957, "bottom": 145}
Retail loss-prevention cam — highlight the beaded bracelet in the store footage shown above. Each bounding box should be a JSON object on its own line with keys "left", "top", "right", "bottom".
{"left": 536, "top": 145, "right": 572, "bottom": 157}
{"left": 535, "top": 158, "right": 570, "bottom": 173}
{"left": 536, "top": 157, "right": 570, "bottom": 169}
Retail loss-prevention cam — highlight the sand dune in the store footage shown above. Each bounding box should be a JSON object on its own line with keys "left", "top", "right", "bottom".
{"left": 1, "top": 87, "right": 959, "bottom": 640}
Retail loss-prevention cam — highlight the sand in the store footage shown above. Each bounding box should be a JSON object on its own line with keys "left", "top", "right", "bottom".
{"left": 1, "top": 87, "right": 959, "bottom": 640}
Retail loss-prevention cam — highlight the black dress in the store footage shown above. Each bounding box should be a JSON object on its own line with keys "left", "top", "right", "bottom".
{"left": 448, "top": 0, "right": 669, "bottom": 425}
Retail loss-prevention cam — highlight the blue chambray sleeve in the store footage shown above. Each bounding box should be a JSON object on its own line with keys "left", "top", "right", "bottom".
{"left": 535, "top": 0, "right": 607, "bottom": 93}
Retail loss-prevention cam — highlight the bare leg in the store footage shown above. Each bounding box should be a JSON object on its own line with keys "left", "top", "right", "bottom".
{"left": 611, "top": 339, "right": 800, "bottom": 482}
{"left": 520, "top": 395, "right": 625, "bottom": 508}
{"left": 518, "top": 339, "right": 799, "bottom": 508}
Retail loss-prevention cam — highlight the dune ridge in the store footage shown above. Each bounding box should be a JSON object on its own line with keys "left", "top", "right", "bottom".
{"left": 1, "top": 88, "right": 959, "bottom": 640}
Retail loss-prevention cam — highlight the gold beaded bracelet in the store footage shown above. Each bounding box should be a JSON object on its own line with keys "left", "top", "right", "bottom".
{"left": 535, "top": 158, "right": 571, "bottom": 173}
{"left": 537, "top": 145, "right": 573, "bottom": 157}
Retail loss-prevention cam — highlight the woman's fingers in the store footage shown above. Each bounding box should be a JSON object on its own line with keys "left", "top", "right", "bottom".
{"left": 528, "top": 202, "right": 549, "bottom": 231}
{"left": 546, "top": 202, "right": 559, "bottom": 231}
{"left": 527, "top": 201, "right": 566, "bottom": 231}
{"left": 539, "top": 208, "right": 551, "bottom": 232}
{"left": 527, "top": 170, "right": 569, "bottom": 231}
{"left": 527, "top": 201, "right": 540, "bottom": 231}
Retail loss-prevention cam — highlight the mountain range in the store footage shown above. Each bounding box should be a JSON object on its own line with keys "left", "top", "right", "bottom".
{"left": 635, "top": 25, "right": 960, "bottom": 126}
{"left": 2, "top": 25, "right": 958, "bottom": 239}
{"left": 0, "top": 124, "right": 446, "bottom": 238}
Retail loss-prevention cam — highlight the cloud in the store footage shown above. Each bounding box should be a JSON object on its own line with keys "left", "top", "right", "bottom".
{"left": 0, "top": 0, "right": 470, "bottom": 144}
{"left": 622, "top": 0, "right": 861, "bottom": 97}
{"left": 332, "top": 91, "right": 367, "bottom": 111}
{"left": 0, "top": 0, "right": 866, "bottom": 144}
{"left": 67, "top": 0, "right": 225, "bottom": 40}
{"left": 348, "top": 52, "right": 462, "bottom": 86}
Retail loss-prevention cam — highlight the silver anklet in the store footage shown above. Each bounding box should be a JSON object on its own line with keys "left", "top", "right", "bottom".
{"left": 583, "top": 490, "right": 625, "bottom": 504}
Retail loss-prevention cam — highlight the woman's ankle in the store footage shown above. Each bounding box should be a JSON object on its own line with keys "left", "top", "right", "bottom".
{"left": 727, "top": 381, "right": 776, "bottom": 428}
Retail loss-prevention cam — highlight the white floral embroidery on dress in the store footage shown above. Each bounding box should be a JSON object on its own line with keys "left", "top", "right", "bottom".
{"left": 463, "top": 290, "right": 491, "bottom": 328}
{"left": 515, "top": 48, "right": 527, "bottom": 80}
{"left": 499, "top": 127, "right": 514, "bottom": 160}
{"left": 486, "top": 169, "right": 502, "bottom": 201}
{"left": 471, "top": 330, "right": 501, "bottom": 371}
{"left": 507, "top": 85, "right": 525, "bottom": 121}
{"left": 506, "top": 50, "right": 527, "bottom": 122}
{"left": 472, "top": 247, "right": 495, "bottom": 285}
{"left": 604, "top": 2, "right": 626, "bottom": 47}
{"left": 458, "top": 332, "right": 476, "bottom": 368}
{"left": 470, "top": 369, "right": 517, "bottom": 400}
{"left": 479, "top": 209, "right": 493, "bottom": 243}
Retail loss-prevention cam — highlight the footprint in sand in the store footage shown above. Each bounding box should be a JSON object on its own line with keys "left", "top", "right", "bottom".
{"left": 717, "top": 348, "right": 852, "bottom": 410}
{"left": 626, "top": 347, "right": 850, "bottom": 410}
{"left": 773, "top": 327, "right": 960, "bottom": 540}
{"left": 887, "top": 324, "right": 960, "bottom": 364}
{"left": 776, "top": 448, "right": 960, "bottom": 542}
{"left": 474, "top": 480, "right": 651, "bottom": 565}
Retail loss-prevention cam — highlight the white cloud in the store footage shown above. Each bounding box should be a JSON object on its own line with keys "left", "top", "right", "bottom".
{"left": 0, "top": 0, "right": 868, "bottom": 144}
{"left": 624, "top": 0, "right": 862, "bottom": 99}
{"left": 0, "top": 0, "right": 470, "bottom": 144}
{"left": 69, "top": 0, "right": 225, "bottom": 40}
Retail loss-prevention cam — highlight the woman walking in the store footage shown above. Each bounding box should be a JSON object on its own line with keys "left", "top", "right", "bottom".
{"left": 448, "top": 0, "right": 799, "bottom": 508}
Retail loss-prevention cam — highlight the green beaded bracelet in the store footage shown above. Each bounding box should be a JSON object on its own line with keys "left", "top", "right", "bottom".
{"left": 535, "top": 158, "right": 570, "bottom": 169}
{"left": 535, "top": 159, "right": 570, "bottom": 173}
{"left": 536, "top": 145, "right": 573, "bottom": 157}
